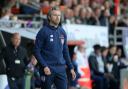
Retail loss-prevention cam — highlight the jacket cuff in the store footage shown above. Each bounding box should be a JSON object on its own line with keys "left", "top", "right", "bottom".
{"left": 68, "top": 64, "right": 74, "bottom": 70}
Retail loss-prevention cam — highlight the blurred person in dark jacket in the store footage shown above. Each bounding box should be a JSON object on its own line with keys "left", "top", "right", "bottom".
{"left": 88, "top": 44, "right": 109, "bottom": 89}
{"left": 2, "top": 33, "right": 28, "bottom": 89}
{"left": 116, "top": 48, "right": 128, "bottom": 69}
{"left": 107, "top": 45, "right": 120, "bottom": 89}
{"left": 108, "top": 16, "right": 117, "bottom": 36}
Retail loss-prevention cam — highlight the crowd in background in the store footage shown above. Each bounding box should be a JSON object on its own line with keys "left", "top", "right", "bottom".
{"left": 0, "top": 0, "right": 127, "bottom": 41}
{"left": 0, "top": 0, "right": 128, "bottom": 26}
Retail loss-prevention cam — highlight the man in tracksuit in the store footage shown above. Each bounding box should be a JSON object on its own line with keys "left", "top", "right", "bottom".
{"left": 34, "top": 6, "right": 76, "bottom": 89}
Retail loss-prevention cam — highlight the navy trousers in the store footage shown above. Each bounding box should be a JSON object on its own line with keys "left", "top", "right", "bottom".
{"left": 92, "top": 75, "right": 108, "bottom": 89}
{"left": 8, "top": 76, "right": 24, "bottom": 89}
{"left": 40, "top": 66, "right": 67, "bottom": 89}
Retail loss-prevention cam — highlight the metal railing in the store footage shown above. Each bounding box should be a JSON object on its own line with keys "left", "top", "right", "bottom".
{"left": 109, "top": 27, "right": 128, "bottom": 45}
{"left": 0, "top": 20, "right": 42, "bottom": 29}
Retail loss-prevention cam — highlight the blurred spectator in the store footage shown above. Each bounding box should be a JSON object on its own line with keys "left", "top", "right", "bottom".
{"left": 101, "top": 46, "right": 123, "bottom": 89}
{"left": 64, "top": 8, "right": 74, "bottom": 24}
{"left": 116, "top": 48, "right": 123, "bottom": 58}
{"left": 41, "top": 0, "right": 49, "bottom": 7}
{"left": 117, "top": 16, "right": 128, "bottom": 27}
{"left": 115, "top": 48, "right": 128, "bottom": 69}
{"left": 68, "top": 53, "right": 80, "bottom": 89}
{"left": 102, "top": 0, "right": 113, "bottom": 15}
{"left": 76, "top": 45, "right": 88, "bottom": 68}
{"left": 99, "top": 9, "right": 110, "bottom": 26}
{"left": 72, "top": 0, "right": 78, "bottom": 8}
{"left": 103, "top": 1, "right": 111, "bottom": 10}
{"left": 109, "top": 15, "right": 117, "bottom": 35}
{"left": 55, "top": 0, "right": 61, "bottom": 6}
{"left": 2, "top": 33, "right": 28, "bottom": 89}
{"left": 90, "top": 1, "right": 99, "bottom": 9}
{"left": 93, "top": 0, "right": 105, "bottom": 5}
{"left": 86, "top": 7, "right": 95, "bottom": 25}
{"left": 75, "top": 44, "right": 92, "bottom": 89}
{"left": 77, "top": 7, "right": 87, "bottom": 24}
{"left": 50, "top": 1, "right": 56, "bottom": 7}
{"left": 64, "top": 0, "right": 73, "bottom": 8}
{"left": 107, "top": 45, "right": 119, "bottom": 89}
{"left": 107, "top": 45, "right": 117, "bottom": 63}
{"left": 101, "top": 46, "right": 108, "bottom": 66}
{"left": 1, "top": 7, "right": 13, "bottom": 20}
{"left": 88, "top": 44, "right": 108, "bottom": 89}
{"left": 92, "top": 6, "right": 101, "bottom": 25}
{"left": 79, "top": 0, "right": 90, "bottom": 7}
{"left": 0, "top": 0, "right": 127, "bottom": 27}
{"left": 121, "top": 0, "right": 128, "bottom": 16}
{"left": 73, "top": 5, "right": 82, "bottom": 24}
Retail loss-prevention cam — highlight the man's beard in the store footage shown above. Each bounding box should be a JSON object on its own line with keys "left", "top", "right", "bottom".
{"left": 51, "top": 19, "right": 60, "bottom": 26}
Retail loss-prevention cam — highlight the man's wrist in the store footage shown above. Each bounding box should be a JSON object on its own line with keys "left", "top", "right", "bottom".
{"left": 69, "top": 65, "right": 74, "bottom": 70}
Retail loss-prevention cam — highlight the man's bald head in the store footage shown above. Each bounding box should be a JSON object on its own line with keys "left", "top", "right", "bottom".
{"left": 11, "top": 33, "right": 21, "bottom": 48}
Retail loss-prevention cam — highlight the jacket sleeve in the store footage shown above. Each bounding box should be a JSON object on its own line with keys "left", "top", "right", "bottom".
{"left": 1, "top": 47, "right": 6, "bottom": 61}
{"left": 63, "top": 31, "right": 73, "bottom": 70}
{"left": 23, "top": 48, "right": 29, "bottom": 66}
{"left": 34, "top": 28, "right": 47, "bottom": 68}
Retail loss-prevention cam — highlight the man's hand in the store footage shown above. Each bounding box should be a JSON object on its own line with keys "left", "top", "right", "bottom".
{"left": 44, "top": 67, "right": 51, "bottom": 75}
{"left": 71, "top": 69, "right": 76, "bottom": 80}
{"left": 31, "top": 56, "right": 37, "bottom": 66}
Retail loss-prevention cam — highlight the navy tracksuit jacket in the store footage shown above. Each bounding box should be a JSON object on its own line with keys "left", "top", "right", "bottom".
{"left": 34, "top": 23, "right": 73, "bottom": 89}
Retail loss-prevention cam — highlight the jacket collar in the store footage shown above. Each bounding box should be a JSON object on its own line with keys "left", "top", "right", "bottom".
{"left": 43, "top": 20, "right": 61, "bottom": 30}
{"left": 10, "top": 43, "right": 20, "bottom": 50}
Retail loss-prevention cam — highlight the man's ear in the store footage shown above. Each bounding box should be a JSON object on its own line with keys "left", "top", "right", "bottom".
{"left": 47, "top": 14, "right": 51, "bottom": 22}
{"left": 48, "top": 15, "right": 51, "bottom": 20}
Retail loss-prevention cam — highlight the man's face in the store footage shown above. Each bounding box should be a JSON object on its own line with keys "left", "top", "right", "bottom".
{"left": 96, "top": 49, "right": 101, "bottom": 56}
{"left": 50, "top": 10, "right": 61, "bottom": 26}
{"left": 102, "top": 49, "right": 108, "bottom": 57}
{"left": 117, "top": 49, "right": 122, "bottom": 57}
{"left": 11, "top": 34, "right": 21, "bottom": 47}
